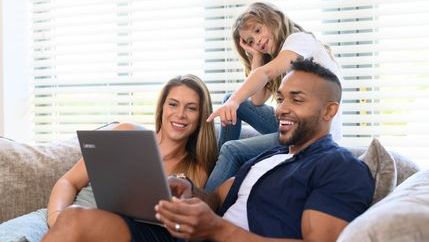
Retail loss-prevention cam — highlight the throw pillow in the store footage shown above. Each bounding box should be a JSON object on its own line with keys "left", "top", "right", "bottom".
{"left": 359, "top": 138, "right": 397, "bottom": 204}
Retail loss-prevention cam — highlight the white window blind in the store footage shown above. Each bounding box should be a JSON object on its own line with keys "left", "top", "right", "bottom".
{"left": 287, "top": 0, "right": 429, "bottom": 168}
{"left": 202, "top": 0, "right": 429, "bottom": 167}
{"left": 31, "top": 0, "right": 205, "bottom": 142}
{"left": 203, "top": 1, "right": 245, "bottom": 105}
{"left": 30, "top": 0, "right": 429, "bottom": 167}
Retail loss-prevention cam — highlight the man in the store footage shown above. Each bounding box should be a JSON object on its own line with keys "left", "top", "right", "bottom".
{"left": 43, "top": 59, "right": 374, "bottom": 242}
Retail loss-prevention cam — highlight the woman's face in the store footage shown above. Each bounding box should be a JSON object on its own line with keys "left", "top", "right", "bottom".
{"left": 161, "top": 85, "right": 201, "bottom": 143}
{"left": 239, "top": 21, "right": 276, "bottom": 55}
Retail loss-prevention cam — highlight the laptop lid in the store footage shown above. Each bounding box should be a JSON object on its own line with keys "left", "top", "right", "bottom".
{"left": 77, "top": 130, "right": 171, "bottom": 225}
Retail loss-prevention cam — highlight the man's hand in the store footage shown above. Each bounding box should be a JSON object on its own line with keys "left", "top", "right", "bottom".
{"left": 167, "top": 176, "right": 192, "bottom": 199}
{"left": 206, "top": 99, "right": 240, "bottom": 126}
{"left": 155, "top": 197, "right": 223, "bottom": 241}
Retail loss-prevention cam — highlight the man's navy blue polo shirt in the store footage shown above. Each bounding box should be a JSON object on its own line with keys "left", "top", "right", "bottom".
{"left": 218, "top": 135, "right": 375, "bottom": 239}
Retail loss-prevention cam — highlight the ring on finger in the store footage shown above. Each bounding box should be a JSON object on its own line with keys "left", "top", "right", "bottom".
{"left": 175, "top": 223, "right": 181, "bottom": 232}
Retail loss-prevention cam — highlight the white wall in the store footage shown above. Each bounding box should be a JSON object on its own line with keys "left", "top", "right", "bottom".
{"left": 1, "top": 0, "right": 32, "bottom": 142}
{"left": 0, "top": 0, "right": 4, "bottom": 136}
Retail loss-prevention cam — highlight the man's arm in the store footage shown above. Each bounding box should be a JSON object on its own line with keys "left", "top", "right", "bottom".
{"left": 192, "top": 177, "right": 235, "bottom": 211}
{"left": 156, "top": 197, "right": 348, "bottom": 242}
{"left": 301, "top": 210, "right": 348, "bottom": 242}
{"left": 209, "top": 209, "right": 347, "bottom": 242}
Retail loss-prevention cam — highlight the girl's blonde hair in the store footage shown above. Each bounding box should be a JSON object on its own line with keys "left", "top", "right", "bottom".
{"left": 232, "top": 2, "right": 306, "bottom": 96}
{"left": 155, "top": 74, "right": 218, "bottom": 188}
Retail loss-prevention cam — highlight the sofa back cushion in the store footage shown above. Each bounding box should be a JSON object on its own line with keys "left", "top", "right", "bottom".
{"left": 0, "top": 129, "right": 420, "bottom": 223}
{"left": 0, "top": 137, "right": 81, "bottom": 222}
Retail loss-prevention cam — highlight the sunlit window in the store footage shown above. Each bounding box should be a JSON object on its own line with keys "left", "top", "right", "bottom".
{"left": 30, "top": 0, "right": 429, "bottom": 168}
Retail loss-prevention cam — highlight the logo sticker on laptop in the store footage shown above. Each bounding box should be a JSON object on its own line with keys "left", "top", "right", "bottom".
{"left": 83, "top": 143, "right": 96, "bottom": 149}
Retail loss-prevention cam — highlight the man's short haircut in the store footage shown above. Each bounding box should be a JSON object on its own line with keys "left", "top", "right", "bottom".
{"left": 290, "top": 58, "right": 342, "bottom": 102}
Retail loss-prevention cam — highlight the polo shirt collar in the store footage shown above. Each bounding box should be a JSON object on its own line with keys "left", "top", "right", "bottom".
{"left": 292, "top": 134, "right": 336, "bottom": 161}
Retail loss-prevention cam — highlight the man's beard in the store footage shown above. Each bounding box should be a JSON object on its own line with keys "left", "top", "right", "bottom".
{"left": 279, "top": 114, "right": 320, "bottom": 146}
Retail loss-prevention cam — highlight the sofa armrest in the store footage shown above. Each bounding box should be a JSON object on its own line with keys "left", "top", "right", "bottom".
{"left": 0, "top": 137, "right": 81, "bottom": 222}
{"left": 337, "top": 170, "right": 429, "bottom": 242}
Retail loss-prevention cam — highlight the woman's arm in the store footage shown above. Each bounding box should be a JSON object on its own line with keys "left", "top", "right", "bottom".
{"left": 46, "top": 158, "right": 89, "bottom": 228}
{"left": 207, "top": 50, "right": 300, "bottom": 125}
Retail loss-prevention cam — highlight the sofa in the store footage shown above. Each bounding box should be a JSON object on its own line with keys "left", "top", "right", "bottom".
{"left": 0, "top": 128, "right": 428, "bottom": 242}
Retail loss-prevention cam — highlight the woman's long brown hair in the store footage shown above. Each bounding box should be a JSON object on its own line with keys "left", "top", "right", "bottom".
{"left": 155, "top": 74, "right": 218, "bottom": 188}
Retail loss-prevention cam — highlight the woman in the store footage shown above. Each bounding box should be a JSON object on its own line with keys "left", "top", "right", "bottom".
{"left": 46, "top": 74, "right": 218, "bottom": 228}
{"left": 205, "top": 2, "right": 342, "bottom": 191}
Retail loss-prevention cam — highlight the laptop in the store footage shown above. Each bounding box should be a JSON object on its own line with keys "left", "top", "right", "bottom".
{"left": 76, "top": 130, "right": 172, "bottom": 225}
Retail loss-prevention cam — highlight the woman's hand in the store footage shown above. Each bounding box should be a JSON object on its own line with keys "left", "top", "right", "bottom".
{"left": 206, "top": 99, "right": 240, "bottom": 126}
{"left": 168, "top": 175, "right": 192, "bottom": 199}
{"left": 155, "top": 197, "right": 223, "bottom": 241}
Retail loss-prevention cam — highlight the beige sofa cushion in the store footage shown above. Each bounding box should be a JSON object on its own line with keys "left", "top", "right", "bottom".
{"left": 0, "top": 137, "right": 81, "bottom": 222}
{"left": 337, "top": 169, "right": 429, "bottom": 242}
{"left": 347, "top": 138, "right": 419, "bottom": 205}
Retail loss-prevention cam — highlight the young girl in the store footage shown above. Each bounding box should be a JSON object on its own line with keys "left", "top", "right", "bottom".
{"left": 205, "top": 2, "right": 342, "bottom": 191}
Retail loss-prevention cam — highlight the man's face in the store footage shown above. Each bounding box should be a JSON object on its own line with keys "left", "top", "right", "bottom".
{"left": 275, "top": 71, "right": 327, "bottom": 146}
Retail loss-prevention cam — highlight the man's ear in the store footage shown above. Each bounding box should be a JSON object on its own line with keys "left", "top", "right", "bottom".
{"left": 323, "top": 102, "right": 339, "bottom": 121}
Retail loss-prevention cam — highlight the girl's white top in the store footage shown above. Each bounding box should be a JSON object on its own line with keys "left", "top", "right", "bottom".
{"left": 282, "top": 32, "right": 342, "bottom": 142}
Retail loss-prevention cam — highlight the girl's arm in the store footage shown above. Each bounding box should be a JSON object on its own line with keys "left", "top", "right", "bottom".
{"left": 46, "top": 158, "right": 89, "bottom": 228}
{"left": 248, "top": 51, "right": 272, "bottom": 106}
{"left": 250, "top": 85, "right": 272, "bottom": 106}
{"left": 207, "top": 50, "right": 301, "bottom": 125}
{"left": 233, "top": 49, "right": 300, "bottom": 105}
{"left": 240, "top": 38, "right": 274, "bottom": 106}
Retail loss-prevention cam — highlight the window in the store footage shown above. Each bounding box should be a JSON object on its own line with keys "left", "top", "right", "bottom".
{"left": 31, "top": 0, "right": 205, "bottom": 142}
{"left": 205, "top": 0, "right": 429, "bottom": 168}
{"left": 30, "top": 0, "right": 429, "bottom": 167}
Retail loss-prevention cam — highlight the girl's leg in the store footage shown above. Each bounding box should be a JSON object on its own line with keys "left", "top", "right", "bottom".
{"left": 237, "top": 101, "right": 278, "bottom": 135}
{"left": 205, "top": 133, "right": 279, "bottom": 192}
{"left": 218, "top": 93, "right": 278, "bottom": 149}
{"left": 217, "top": 94, "right": 242, "bottom": 148}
